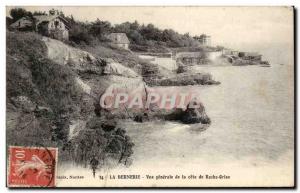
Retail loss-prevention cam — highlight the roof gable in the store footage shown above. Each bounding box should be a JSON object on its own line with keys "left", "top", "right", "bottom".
{"left": 34, "top": 15, "right": 70, "bottom": 30}
{"left": 10, "top": 15, "right": 70, "bottom": 30}
{"left": 10, "top": 16, "right": 33, "bottom": 28}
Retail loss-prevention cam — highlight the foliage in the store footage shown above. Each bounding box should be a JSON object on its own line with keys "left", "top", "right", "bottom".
{"left": 68, "top": 22, "right": 94, "bottom": 45}
{"left": 6, "top": 31, "right": 82, "bottom": 146}
{"left": 6, "top": 31, "right": 135, "bottom": 169}
{"left": 9, "top": 8, "right": 33, "bottom": 22}
{"left": 61, "top": 117, "right": 134, "bottom": 169}
{"left": 32, "top": 11, "right": 47, "bottom": 16}
{"left": 8, "top": 8, "right": 201, "bottom": 50}
{"left": 112, "top": 22, "right": 199, "bottom": 50}
{"left": 89, "top": 19, "right": 112, "bottom": 41}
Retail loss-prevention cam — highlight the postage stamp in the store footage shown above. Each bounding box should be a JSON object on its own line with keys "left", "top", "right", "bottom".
{"left": 7, "top": 146, "right": 58, "bottom": 187}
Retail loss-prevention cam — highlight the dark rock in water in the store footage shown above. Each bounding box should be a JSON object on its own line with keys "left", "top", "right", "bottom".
{"left": 134, "top": 113, "right": 149, "bottom": 123}
{"left": 134, "top": 115, "right": 143, "bottom": 122}
{"left": 147, "top": 72, "right": 220, "bottom": 86}
{"left": 206, "top": 80, "right": 221, "bottom": 85}
{"left": 163, "top": 100, "right": 211, "bottom": 125}
{"left": 181, "top": 100, "right": 211, "bottom": 124}
{"left": 164, "top": 108, "right": 185, "bottom": 121}
{"left": 260, "top": 61, "right": 270, "bottom": 65}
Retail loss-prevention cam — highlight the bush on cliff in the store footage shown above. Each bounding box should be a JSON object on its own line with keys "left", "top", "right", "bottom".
{"left": 7, "top": 31, "right": 82, "bottom": 146}
{"left": 7, "top": 31, "right": 135, "bottom": 169}
{"left": 66, "top": 117, "right": 134, "bottom": 167}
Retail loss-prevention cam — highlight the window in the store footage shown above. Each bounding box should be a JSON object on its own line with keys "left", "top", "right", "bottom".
{"left": 54, "top": 21, "right": 59, "bottom": 28}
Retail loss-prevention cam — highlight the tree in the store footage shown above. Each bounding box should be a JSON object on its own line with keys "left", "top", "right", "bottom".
{"left": 10, "top": 8, "right": 32, "bottom": 22}
{"left": 33, "top": 11, "right": 47, "bottom": 16}
{"left": 128, "top": 30, "right": 144, "bottom": 44}
{"left": 130, "top": 20, "right": 139, "bottom": 31}
{"left": 140, "top": 23, "right": 162, "bottom": 41}
{"left": 114, "top": 22, "right": 131, "bottom": 33}
{"left": 89, "top": 19, "right": 112, "bottom": 40}
{"left": 69, "top": 22, "right": 93, "bottom": 44}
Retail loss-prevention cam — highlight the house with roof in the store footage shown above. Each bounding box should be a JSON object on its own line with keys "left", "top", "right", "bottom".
{"left": 10, "top": 13, "right": 70, "bottom": 41}
{"left": 34, "top": 15, "right": 70, "bottom": 41}
{"left": 106, "top": 33, "right": 130, "bottom": 50}
{"left": 9, "top": 16, "right": 34, "bottom": 31}
{"left": 194, "top": 34, "right": 211, "bottom": 46}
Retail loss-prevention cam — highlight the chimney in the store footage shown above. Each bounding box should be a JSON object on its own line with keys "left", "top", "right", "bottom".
{"left": 49, "top": 9, "right": 58, "bottom": 16}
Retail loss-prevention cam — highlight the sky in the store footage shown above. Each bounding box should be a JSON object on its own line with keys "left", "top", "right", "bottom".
{"left": 6, "top": 6, "right": 294, "bottom": 64}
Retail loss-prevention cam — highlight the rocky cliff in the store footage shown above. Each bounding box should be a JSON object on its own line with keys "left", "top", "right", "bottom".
{"left": 7, "top": 31, "right": 212, "bottom": 168}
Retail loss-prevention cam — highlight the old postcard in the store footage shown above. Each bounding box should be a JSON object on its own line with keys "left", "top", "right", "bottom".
{"left": 6, "top": 6, "right": 294, "bottom": 187}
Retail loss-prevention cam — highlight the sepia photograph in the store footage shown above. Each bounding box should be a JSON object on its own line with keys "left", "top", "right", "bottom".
{"left": 5, "top": 5, "right": 295, "bottom": 188}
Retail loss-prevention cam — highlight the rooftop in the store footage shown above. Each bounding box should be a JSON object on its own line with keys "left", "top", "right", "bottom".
{"left": 34, "top": 15, "right": 70, "bottom": 29}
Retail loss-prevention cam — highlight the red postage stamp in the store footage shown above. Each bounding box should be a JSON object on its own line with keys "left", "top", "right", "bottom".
{"left": 7, "top": 146, "right": 57, "bottom": 187}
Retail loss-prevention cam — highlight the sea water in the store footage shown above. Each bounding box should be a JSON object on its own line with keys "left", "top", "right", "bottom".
{"left": 58, "top": 64, "right": 294, "bottom": 187}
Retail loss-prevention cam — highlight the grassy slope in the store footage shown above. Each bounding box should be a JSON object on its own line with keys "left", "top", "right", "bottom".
{"left": 7, "top": 31, "right": 83, "bottom": 146}
{"left": 6, "top": 32, "right": 135, "bottom": 166}
{"left": 7, "top": 31, "right": 83, "bottom": 114}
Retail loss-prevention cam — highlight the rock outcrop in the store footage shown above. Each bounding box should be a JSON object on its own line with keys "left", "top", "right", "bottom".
{"left": 146, "top": 72, "right": 220, "bottom": 86}
{"left": 43, "top": 37, "right": 140, "bottom": 78}
{"left": 181, "top": 100, "right": 211, "bottom": 124}
{"left": 103, "top": 59, "right": 139, "bottom": 78}
{"left": 42, "top": 37, "right": 104, "bottom": 74}
{"left": 41, "top": 35, "right": 213, "bottom": 131}
{"left": 7, "top": 32, "right": 139, "bottom": 168}
{"left": 145, "top": 99, "right": 211, "bottom": 125}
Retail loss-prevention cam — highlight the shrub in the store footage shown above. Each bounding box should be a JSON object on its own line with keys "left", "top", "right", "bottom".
{"left": 7, "top": 31, "right": 82, "bottom": 146}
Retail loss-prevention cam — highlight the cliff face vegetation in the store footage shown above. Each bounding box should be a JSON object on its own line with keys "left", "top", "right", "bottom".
{"left": 65, "top": 19, "right": 200, "bottom": 52}
{"left": 7, "top": 31, "right": 81, "bottom": 147}
{"left": 7, "top": 30, "right": 214, "bottom": 169}
{"left": 6, "top": 31, "right": 135, "bottom": 168}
